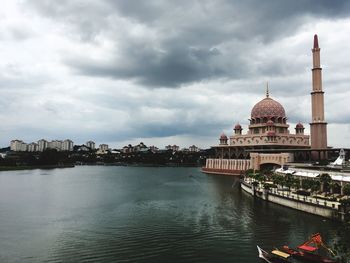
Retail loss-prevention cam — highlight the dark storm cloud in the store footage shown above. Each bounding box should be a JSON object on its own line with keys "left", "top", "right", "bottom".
{"left": 66, "top": 46, "right": 236, "bottom": 87}
{"left": 25, "top": 0, "right": 350, "bottom": 88}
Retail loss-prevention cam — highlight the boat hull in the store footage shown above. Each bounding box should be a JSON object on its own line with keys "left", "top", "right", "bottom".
{"left": 281, "top": 246, "right": 336, "bottom": 263}
{"left": 257, "top": 246, "right": 291, "bottom": 263}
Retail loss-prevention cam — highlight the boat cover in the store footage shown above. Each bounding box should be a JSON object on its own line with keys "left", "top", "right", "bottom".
{"left": 298, "top": 245, "right": 317, "bottom": 252}
{"left": 271, "top": 250, "right": 290, "bottom": 258}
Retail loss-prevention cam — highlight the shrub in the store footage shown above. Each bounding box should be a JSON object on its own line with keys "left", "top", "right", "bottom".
{"left": 343, "top": 184, "right": 350, "bottom": 196}
{"left": 339, "top": 198, "right": 350, "bottom": 206}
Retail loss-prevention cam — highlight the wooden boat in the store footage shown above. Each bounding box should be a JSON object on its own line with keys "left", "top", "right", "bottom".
{"left": 257, "top": 245, "right": 293, "bottom": 263}
{"left": 281, "top": 246, "right": 336, "bottom": 263}
{"left": 280, "top": 233, "right": 336, "bottom": 263}
{"left": 258, "top": 233, "right": 337, "bottom": 263}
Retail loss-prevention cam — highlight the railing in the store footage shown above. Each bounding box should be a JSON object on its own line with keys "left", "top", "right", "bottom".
{"left": 202, "top": 167, "right": 241, "bottom": 175}
{"left": 242, "top": 179, "right": 339, "bottom": 210}
{"left": 268, "top": 188, "right": 339, "bottom": 209}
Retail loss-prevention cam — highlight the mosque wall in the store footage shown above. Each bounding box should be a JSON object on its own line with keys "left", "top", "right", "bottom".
{"left": 204, "top": 152, "right": 292, "bottom": 174}
{"left": 229, "top": 134, "right": 309, "bottom": 147}
{"left": 203, "top": 158, "right": 251, "bottom": 175}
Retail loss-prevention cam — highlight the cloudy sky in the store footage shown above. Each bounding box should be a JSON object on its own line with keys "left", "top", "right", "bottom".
{"left": 1, "top": 0, "right": 350, "bottom": 149}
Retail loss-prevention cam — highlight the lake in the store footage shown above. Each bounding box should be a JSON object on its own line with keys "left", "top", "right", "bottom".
{"left": 0, "top": 166, "right": 339, "bottom": 262}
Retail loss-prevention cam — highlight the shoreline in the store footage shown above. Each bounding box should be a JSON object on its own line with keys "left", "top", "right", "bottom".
{"left": 77, "top": 163, "right": 202, "bottom": 168}
{"left": 0, "top": 163, "right": 201, "bottom": 171}
{"left": 0, "top": 164, "right": 75, "bottom": 171}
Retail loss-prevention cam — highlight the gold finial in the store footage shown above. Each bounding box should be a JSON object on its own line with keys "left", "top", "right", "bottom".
{"left": 266, "top": 82, "right": 269, "bottom": 98}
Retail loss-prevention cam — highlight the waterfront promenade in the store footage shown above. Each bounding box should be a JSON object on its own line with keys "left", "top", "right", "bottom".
{"left": 242, "top": 178, "right": 340, "bottom": 209}
{"left": 241, "top": 178, "right": 348, "bottom": 221}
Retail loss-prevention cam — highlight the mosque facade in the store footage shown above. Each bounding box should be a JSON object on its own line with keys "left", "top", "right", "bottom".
{"left": 203, "top": 35, "right": 328, "bottom": 174}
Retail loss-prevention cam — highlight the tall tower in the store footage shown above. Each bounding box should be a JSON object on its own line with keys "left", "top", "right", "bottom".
{"left": 310, "top": 34, "right": 327, "bottom": 156}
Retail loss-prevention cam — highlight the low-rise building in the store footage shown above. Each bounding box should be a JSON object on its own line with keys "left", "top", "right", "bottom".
{"left": 74, "top": 145, "right": 91, "bottom": 152}
{"left": 99, "top": 144, "right": 109, "bottom": 151}
{"left": 122, "top": 144, "right": 133, "bottom": 153}
{"left": 134, "top": 142, "right": 148, "bottom": 152}
{"left": 149, "top": 146, "right": 159, "bottom": 152}
{"left": 165, "top": 145, "right": 180, "bottom": 152}
{"left": 189, "top": 145, "right": 200, "bottom": 152}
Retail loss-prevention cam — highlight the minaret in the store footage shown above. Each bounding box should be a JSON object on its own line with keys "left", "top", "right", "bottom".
{"left": 310, "top": 34, "right": 327, "bottom": 157}
{"left": 266, "top": 82, "right": 269, "bottom": 98}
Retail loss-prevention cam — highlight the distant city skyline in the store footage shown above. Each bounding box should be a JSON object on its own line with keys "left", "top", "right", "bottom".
{"left": 1, "top": 1, "right": 350, "bottom": 149}
{"left": 8, "top": 138, "right": 201, "bottom": 152}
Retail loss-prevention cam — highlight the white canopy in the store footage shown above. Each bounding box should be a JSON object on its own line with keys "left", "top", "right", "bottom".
{"left": 275, "top": 168, "right": 350, "bottom": 183}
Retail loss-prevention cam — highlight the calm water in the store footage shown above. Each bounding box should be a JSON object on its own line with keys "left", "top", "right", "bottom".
{"left": 0, "top": 166, "right": 339, "bottom": 263}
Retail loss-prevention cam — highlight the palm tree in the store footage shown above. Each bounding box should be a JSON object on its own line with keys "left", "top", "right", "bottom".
{"left": 272, "top": 173, "right": 285, "bottom": 188}
{"left": 285, "top": 173, "right": 294, "bottom": 190}
{"left": 343, "top": 184, "right": 350, "bottom": 196}
{"left": 245, "top": 169, "right": 255, "bottom": 178}
{"left": 329, "top": 181, "right": 338, "bottom": 195}
{"left": 319, "top": 173, "right": 332, "bottom": 193}
{"left": 301, "top": 178, "right": 314, "bottom": 191}
{"left": 311, "top": 180, "right": 321, "bottom": 193}
{"left": 253, "top": 172, "right": 262, "bottom": 181}
{"left": 292, "top": 178, "right": 301, "bottom": 190}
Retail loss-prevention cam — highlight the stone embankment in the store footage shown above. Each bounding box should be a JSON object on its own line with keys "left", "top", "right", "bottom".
{"left": 240, "top": 179, "right": 348, "bottom": 221}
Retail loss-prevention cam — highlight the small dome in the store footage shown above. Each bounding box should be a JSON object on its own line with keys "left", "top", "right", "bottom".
{"left": 266, "top": 120, "right": 274, "bottom": 126}
{"left": 220, "top": 133, "right": 228, "bottom": 139}
{"left": 296, "top": 122, "right": 304, "bottom": 129}
{"left": 251, "top": 97, "right": 286, "bottom": 120}
{"left": 234, "top": 123, "right": 242, "bottom": 130}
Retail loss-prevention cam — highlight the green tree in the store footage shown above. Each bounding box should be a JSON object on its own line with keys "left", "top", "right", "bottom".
{"left": 301, "top": 178, "right": 314, "bottom": 190}
{"left": 252, "top": 181, "right": 259, "bottom": 187}
{"left": 332, "top": 223, "right": 350, "bottom": 263}
{"left": 284, "top": 173, "right": 294, "bottom": 190}
{"left": 276, "top": 174, "right": 287, "bottom": 188}
{"left": 245, "top": 169, "right": 254, "bottom": 177}
{"left": 343, "top": 184, "right": 350, "bottom": 196}
{"left": 329, "top": 181, "right": 339, "bottom": 194}
{"left": 311, "top": 180, "right": 321, "bottom": 193}
{"left": 263, "top": 183, "right": 271, "bottom": 190}
{"left": 292, "top": 178, "right": 301, "bottom": 189}
{"left": 39, "top": 149, "right": 63, "bottom": 165}
{"left": 319, "top": 173, "right": 332, "bottom": 192}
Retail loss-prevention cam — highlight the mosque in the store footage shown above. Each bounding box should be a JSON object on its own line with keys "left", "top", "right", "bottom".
{"left": 203, "top": 35, "right": 335, "bottom": 174}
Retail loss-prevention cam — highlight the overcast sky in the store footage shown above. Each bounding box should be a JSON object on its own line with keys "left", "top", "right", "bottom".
{"left": 1, "top": 0, "right": 350, "bottom": 149}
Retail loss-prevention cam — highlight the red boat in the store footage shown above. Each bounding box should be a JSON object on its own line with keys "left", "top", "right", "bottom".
{"left": 281, "top": 246, "right": 336, "bottom": 263}
{"left": 280, "top": 233, "right": 337, "bottom": 263}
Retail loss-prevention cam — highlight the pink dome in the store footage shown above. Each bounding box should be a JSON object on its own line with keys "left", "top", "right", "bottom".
{"left": 296, "top": 122, "right": 304, "bottom": 129}
{"left": 234, "top": 123, "right": 242, "bottom": 130}
{"left": 220, "top": 133, "right": 228, "bottom": 139}
{"left": 251, "top": 97, "right": 286, "bottom": 119}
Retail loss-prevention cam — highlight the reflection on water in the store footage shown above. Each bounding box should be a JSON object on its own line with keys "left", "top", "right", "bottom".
{"left": 0, "top": 166, "right": 339, "bottom": 262}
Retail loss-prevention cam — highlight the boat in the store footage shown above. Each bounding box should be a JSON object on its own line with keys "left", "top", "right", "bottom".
{"left": 280, "top": 233, "right": 336, "bottom": 263}
{"left": 257, "top": 245, "right": 293, "bottom": 263}
{"left": 281, "top": 246, "right": 336, "bottom": 263}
